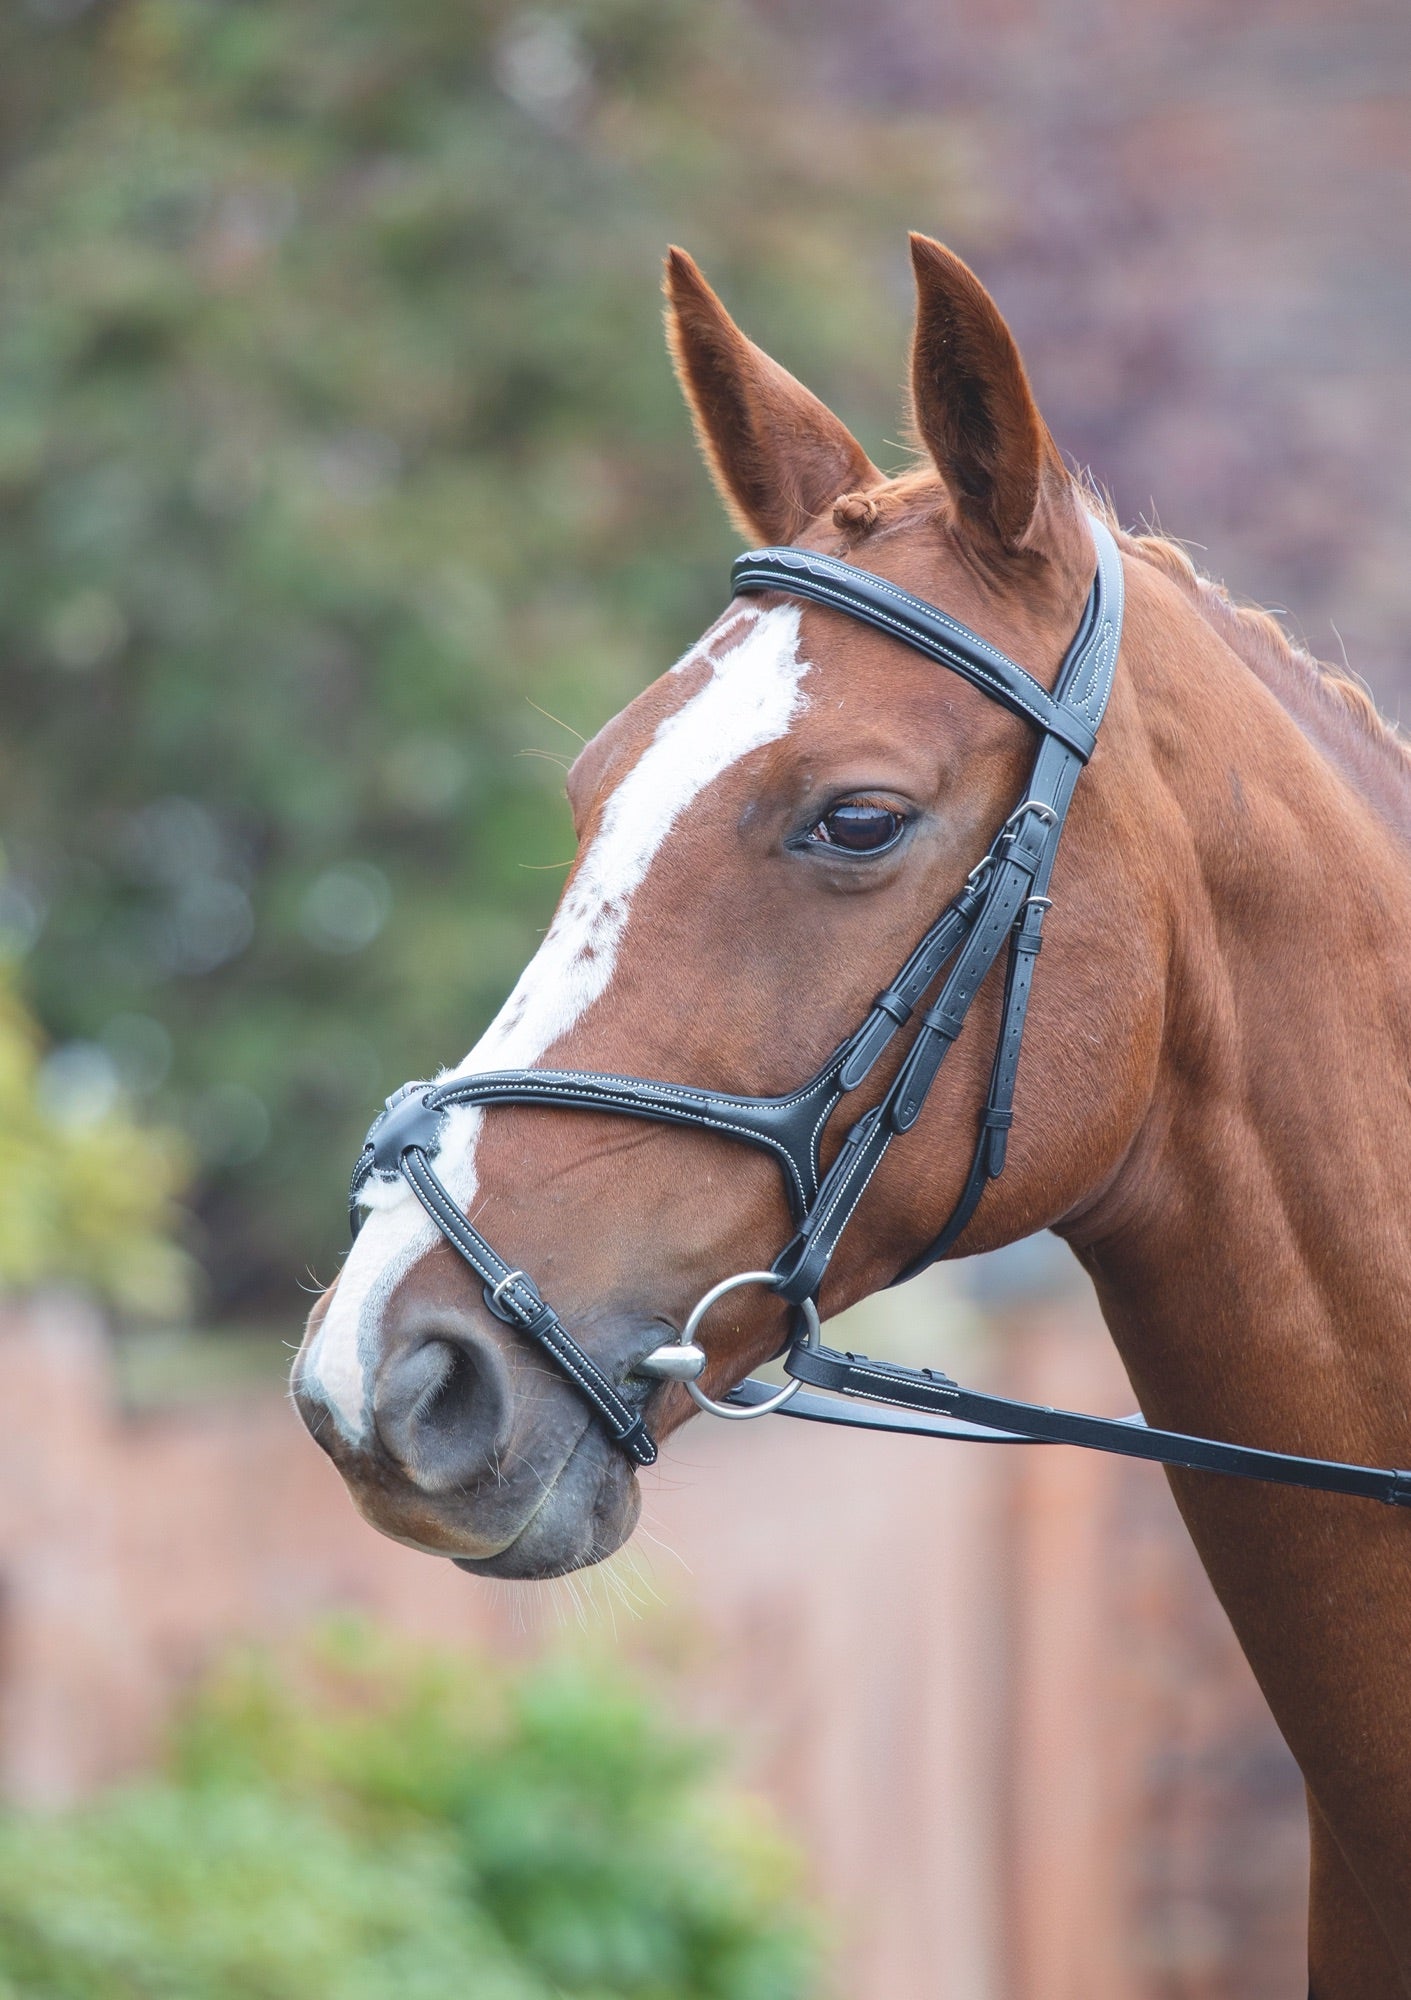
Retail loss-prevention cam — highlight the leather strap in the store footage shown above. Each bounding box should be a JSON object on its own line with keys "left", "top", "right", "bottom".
{"left": 768, "top": 809, "right": 1050, "bottom": 1304}
{"left": 724, "top": 1374, "right": 1047, "bottom": 1440}
{"left": 781, "top": 1342, "right": 1411, "bottom": 1506}
{"left": 891, "top": 524, "right": 1123, "bottom": 1271}
{"left": 731, "top": 546, "right": 1099, "bottom": 759}
{"left": 403, "top": 1148, "right": 656, "bottom": 1466}
{"left": 353, "top": 1089, "right": 656, "bottom": 1466}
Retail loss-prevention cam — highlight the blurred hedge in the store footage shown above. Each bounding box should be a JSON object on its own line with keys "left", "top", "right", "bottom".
{"left": 0, "top": 1633, "right": 821, "bottom": 1998}
{"left": 0, "top": 0, "right": 963, "bottom": 1310}
{"left": 0, "top": 959, "right": 188, "bottom": 1314}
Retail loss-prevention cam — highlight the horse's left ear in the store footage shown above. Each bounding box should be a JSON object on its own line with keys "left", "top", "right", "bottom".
{"left": 908, "top": 234, "right": 1083, "bottom": 564}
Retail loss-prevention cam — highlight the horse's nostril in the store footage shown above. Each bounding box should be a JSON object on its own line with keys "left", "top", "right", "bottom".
{"left": 411, "top": 1337, "right": 473, "bottom": 1425}
{"left": 373, "top": 1324, "right": 513, "bottom": 1495}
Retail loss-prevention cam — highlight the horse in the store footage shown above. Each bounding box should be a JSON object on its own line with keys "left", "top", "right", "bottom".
{"left": 294, "top": 235, "right": 1411, "bottom": 1993}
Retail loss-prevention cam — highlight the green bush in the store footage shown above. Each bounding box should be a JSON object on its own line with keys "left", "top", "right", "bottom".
{"left": 0, "top": 1634, "right": 822, "bottom": 1999}
{"left": 0, "top": 958, "right": 187, "bottom": 1315}
{"left": 0, "top": 0, "right": 960, "bottom": 1309}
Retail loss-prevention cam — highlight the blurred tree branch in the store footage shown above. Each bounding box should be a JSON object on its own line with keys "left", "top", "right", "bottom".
{"left": 0, "top": 0, "right": 968, "bottom": 1312}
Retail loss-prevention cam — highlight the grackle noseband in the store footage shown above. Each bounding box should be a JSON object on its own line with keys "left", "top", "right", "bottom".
{"left": 348, "top": 522, "right": 1411, "bottom": 1508}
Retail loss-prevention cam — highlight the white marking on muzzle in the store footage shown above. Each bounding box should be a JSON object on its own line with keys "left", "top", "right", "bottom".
{"left": 301, "top": 604, "right": 810, "bottom": 1442}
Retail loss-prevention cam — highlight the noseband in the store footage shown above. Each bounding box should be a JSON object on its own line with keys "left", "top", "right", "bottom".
{"left": 347, "top": 521, "right": 1411, "bottom": 1509}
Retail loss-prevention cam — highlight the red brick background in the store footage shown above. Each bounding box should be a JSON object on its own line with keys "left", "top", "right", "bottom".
{"left": 0, "top": 1292, "right": 1307, "bottom": 1998}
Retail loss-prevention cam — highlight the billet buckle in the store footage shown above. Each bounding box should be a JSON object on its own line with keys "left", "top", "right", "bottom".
{"left": 1001, "top": 798, "right": 1058, "bottom": 835}
{"left": 484, "top": 1269, "right": 532, "bottom": 1324}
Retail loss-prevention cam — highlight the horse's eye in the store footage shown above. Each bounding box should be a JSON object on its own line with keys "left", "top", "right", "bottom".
{"left": 806, "top": 801, "right": 906, "bottom": 854}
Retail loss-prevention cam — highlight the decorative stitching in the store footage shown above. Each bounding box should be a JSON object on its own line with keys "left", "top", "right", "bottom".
{"left": 734, "top": 561, "right": 1052, "bottom": 709}
{"left": 825, "top": 1369, "right": 960, "bottom": 1417}
{"left": 805, "top": 1114, "right": 891, "bottom": 1244}
{"left": 433, "top": 1077, "right": 814, "bottom": 1210}
{"left": 814, "top": 1136, "right": 892, "bottom": 1255}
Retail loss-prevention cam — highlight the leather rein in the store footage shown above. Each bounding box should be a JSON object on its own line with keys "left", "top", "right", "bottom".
{"left": 348, "top": 520, "right": 1411, "bottom": 1509}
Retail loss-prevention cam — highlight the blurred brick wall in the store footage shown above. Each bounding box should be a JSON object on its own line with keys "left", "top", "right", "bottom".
{"left": 0, "top": 1292, "right": 1307, "bottom": 1996}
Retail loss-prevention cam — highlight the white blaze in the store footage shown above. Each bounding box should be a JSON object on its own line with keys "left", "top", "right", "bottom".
{"left": 300, "top": 604, "right": 810, "bottom": 1441}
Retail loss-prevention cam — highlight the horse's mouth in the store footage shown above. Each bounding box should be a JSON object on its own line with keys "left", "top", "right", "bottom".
{"left": 328, "top": 1407, "right": 643, "bottom": 1580}
{"left": 447, "top": 1421, "right": 643, "bottom": 1578}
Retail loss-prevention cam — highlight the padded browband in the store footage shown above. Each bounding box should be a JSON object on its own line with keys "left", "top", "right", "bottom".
{"left": 731, "top": 546, "right": 1099, "bottom": 761}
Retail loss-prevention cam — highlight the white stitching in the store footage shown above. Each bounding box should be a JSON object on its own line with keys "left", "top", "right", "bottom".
{"left": 439, "top": 1075, "right": 815, "bottom": 1209}
{"left": 815, "top": 1140, "right": 891, "bottom": 1253}
{"left": 736, "top": 552, "right": 1110, "bottom": 758}
{"left": 447, "top": 1068, "right": 826, "bottom": 1115}
{"left": 826, "top": 1368, "right": 960, "bottom": 1417}
{"left": 408, "top": 1156, "right": 649, "bottom": 1450}
{"left": 738, "top": 567, "right": 1100, "bottom": 759}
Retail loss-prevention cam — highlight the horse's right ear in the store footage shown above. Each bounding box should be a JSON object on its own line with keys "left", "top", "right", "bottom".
{"left": 664, "top": 248, "right": 880, "bottom": 545}
{"left": 908, "top": 234, "right": 1081, "bottom": 564}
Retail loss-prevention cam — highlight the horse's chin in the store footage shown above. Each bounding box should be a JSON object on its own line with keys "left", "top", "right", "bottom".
{"left": 448, "top": 1423, "right": 642, "bottom": 1580}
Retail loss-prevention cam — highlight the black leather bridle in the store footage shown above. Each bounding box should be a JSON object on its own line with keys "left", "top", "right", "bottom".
{"left": 347, "top": 520, "right": 1411, "bottom": 1509}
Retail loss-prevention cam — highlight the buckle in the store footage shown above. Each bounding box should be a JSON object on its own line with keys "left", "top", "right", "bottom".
{"left": 1001, "top": 798, "right": 1058, "bottom": 835}
{"left": 999, "top": 798, "right": 1057, "bottom": 872}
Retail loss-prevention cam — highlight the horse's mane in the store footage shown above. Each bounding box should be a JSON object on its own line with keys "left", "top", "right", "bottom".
{"left": 1110, "top": 514, "right": 1411, "bottom": 785}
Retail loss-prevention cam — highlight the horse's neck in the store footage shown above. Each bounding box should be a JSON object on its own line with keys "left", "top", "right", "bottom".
{"left": 1068, "top": 564, "right": 1411, "bottom": 1952}
{"left": 1078, "top": 572, "right": 1411, "bottom": 1441}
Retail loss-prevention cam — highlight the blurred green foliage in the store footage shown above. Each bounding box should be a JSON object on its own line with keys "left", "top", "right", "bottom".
{"left": 0, "top": 0, "right": 960, "bottom": 1309}
{"left": 0, "top": 959, "right": 188, "bottom": 1314}
{"left": 0, "top": 1631, "right": 821, "bottom": 1998}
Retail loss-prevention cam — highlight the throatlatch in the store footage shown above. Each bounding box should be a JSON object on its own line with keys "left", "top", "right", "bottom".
{"left": 348, "top": 520, "right": 1411, "bottom": 1507}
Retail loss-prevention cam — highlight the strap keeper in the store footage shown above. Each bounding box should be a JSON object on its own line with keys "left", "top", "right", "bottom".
{"left": 873, "top": 988, "right": 912, "bottom": 1026}
{"left": 610, "top": 1413, "right": 657, "bottom": 1465}
{"left": 522, "top": 1302, "right": 563, "bottom": 1344}
{"left": 981, "top": 1107, "right": 1013, "bottom": 1130}
{"left": 919, "top": 1001, "right": 966, "bottom": 1043}
{"left": 999, "top": 802, "right": 1056, "bottom": 873}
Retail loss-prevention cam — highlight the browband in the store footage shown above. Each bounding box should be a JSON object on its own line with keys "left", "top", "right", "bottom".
{"left": 731, "top": 545, "right": 1100, "bottom": 760}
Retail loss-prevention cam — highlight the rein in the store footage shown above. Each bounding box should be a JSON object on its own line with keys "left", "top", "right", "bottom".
{"left": 348, "top": 521, "right": 1411, "bottom": 1508}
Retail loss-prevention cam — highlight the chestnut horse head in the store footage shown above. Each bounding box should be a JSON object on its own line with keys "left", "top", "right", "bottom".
{"left": 295, "top": 236, "right": 1411, "bottom": 1978}
{"left": 294, "top": 235, "right": 1148, "bottom": 1570}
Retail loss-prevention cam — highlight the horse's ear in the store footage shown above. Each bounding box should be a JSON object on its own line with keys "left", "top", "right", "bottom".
{"left": 908, "top": 234, "right": 1080, "bottom": 559}
{"left": 665, "top": 247, "right": 881, "bottom": 545}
